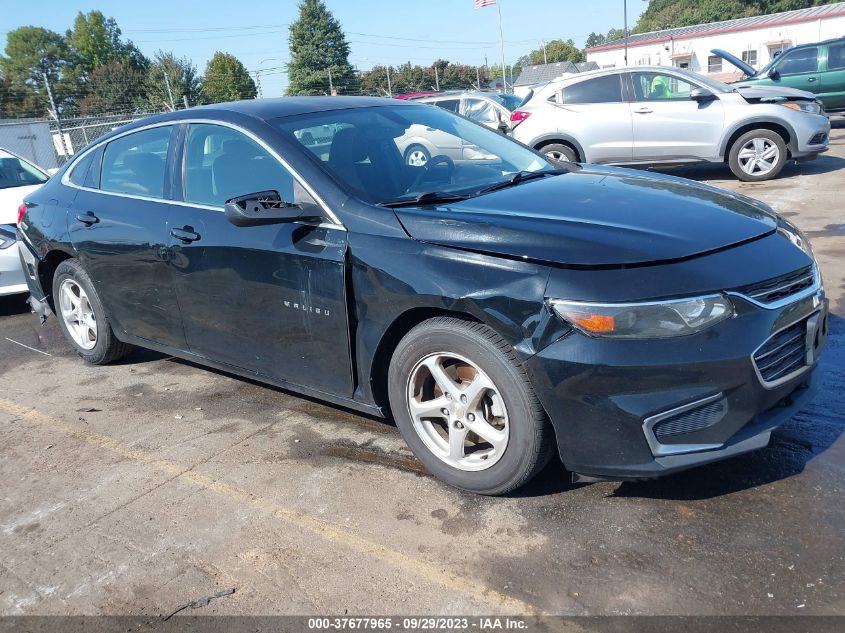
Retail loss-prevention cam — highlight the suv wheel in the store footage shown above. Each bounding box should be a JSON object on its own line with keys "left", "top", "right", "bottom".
{"left": 540, "top": 143, "right": 578, "bottom": 164}
{"left": 404, "top": 144, "right": 430, "bottom": 167}
{"left": 728, "top": 129, "right": 787, "bottom": 182}
{"left": 388, "top": 317, "right": 553, "bottom": 495}
{"left": 53, "top": 259, "right": 133, "bottom": 364}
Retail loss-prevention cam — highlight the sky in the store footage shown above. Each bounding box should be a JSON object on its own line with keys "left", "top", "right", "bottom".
{"left": 0, "top": 0, "right": 647, "bottom": 96}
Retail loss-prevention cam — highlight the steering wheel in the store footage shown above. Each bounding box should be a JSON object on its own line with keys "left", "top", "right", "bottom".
{"left": 409, "top": 154, "right": 456, "bottom": 190}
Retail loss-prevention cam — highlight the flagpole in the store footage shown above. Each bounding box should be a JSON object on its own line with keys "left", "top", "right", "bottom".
{"left": 497, "top": 0, "right": 507, "bottom": 92}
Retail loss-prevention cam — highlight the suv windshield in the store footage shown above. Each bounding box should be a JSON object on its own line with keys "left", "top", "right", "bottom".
{"left": 274, "top": 104, "right": 551, "bottom": 205}
{"left": 0, "top": 155, "right": 49, "bottom": 189}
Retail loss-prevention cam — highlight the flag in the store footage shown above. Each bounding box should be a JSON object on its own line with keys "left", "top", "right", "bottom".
{"left": 474, "top": 0, "right": 496, "bottom": 8}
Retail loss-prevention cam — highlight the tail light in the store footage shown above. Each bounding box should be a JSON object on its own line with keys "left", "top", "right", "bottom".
{"left": 510, "top": 110, "right": 531, "bottom": 125}
{"left": 17, "top": 203, "right": 27, "bottom": 225}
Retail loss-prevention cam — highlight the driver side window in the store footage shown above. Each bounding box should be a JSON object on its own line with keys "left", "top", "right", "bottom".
{"left": 774, "top": 47, "right": 819, "bottom": 76}
{"left": 632, "top": 72, "right": 695, "bottom": 101}
{"left": 183, "top": 124, "right": 295, "bottom": 206}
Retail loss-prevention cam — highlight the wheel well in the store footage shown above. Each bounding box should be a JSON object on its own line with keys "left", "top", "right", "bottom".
{"left": 39, "top": 250, "right": 74, "bottom": 312}
{"left": 535, "top": 140, "right": 580, "bottom": 162}
{"left": 369, "top": 307, "right": 480, "bottom": 413}
{"left": 724, "top": 123, "right": 791, "bottom": 161}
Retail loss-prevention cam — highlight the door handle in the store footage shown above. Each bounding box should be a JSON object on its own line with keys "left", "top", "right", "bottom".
{"left": 634, "top": 107, "right": 653, "bottom": 114}
{"left": 75, "top": 211, "right": 99, "bottom": 226}
{"left": 807, "top": 77, "right": 818, "bottom": 83}
{"left": 170, "top": 227, "right": 201, "bottom": 243}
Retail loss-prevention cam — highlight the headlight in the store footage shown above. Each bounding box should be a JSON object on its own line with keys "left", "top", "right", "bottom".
{"left": 779, "top": 101, "right": 821, "bottom": 115}
{"left": 0, "top": 226, "right": 17, "bottom": 250}
{"left": 550, "top": 295, "right": 733, "bottom": 339}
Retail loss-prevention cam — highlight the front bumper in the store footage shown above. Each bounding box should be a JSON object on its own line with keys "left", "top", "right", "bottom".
{"left": 0, "top": 241, "right": 28, "bottom": 296}
{"left": 789, "top": 111, "right": 831, "bottom": 158}
{"left": 527, "top": 287, "right": 828, "bottom": 480}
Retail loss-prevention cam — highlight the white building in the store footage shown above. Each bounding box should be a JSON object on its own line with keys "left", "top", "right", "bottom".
{"left": 586, "top": 3, "right": 845, "bottom": 81}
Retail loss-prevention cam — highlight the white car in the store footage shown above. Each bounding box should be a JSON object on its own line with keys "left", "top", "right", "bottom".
{"left": 1, "top": 148, "right": 50, "bottom": 296}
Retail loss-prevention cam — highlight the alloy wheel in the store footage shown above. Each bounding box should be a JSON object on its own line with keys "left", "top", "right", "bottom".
{"left": 406, "top": 352, "right": 509, "bottom": 471}
{"left": 737, "top": 137, "right": 780, "bottom": 177}
{"left": 58, "top": 279, "right": 98, "bottom": 350}
{"left": 406, "top": 149, "right": 429, "bottom": 167}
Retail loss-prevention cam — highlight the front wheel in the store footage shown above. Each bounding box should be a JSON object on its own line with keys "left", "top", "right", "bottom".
{"left": 388, "top": 317, "right": 554, "bottom": 495}
{"left": 728, "top": 129, "right": 787, "bottom": 182}
{"left": 404, "top": 144, "right": 430, "bottom": 167}
{"left": 53, "top": 259, "right": 133, "bottom": 364}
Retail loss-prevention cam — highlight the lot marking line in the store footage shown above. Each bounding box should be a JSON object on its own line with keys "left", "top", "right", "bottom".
{"left": 0, "top": 397, "right": 541, "bottom": 615}
{"left": 4, "top": 338, "right": 52, "bottom": 356}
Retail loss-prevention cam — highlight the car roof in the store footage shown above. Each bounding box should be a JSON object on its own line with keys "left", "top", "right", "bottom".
{"left": 790, "top": 36, "right": 845, "bottom": 48}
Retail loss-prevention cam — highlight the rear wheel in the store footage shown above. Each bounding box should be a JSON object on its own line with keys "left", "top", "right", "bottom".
{"left": 388, "top": 317, "right": 554, "bottom": 495}
{"left": 53, "top": 259, "right": 133, "bottom": 364}
{"left": 728, "top": 129, "right": 787, "bottom": 182}
{"left": 540, "top": 142, "right": 578, "bottom": 164}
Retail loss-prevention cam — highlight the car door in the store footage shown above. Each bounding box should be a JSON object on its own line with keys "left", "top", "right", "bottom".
{"left": 68, "top": 124, "right": 186, "bottom": 349}
{"left": 462, "top": 97, "right": 504, "bottom": 130}
{"left": 552, "top": 74, "right": 632, "bottom": 163}
{"left": 820, "top": 41, "right": 845, "bottom": 112}
{"left": 628, "top": 71, "right": 725, "bottom": 161}
{"left": 167, "top": 121, "right": 353, "bottom": 396}
{"left": 767, "top": 46, "right": 822, "bottom": 93}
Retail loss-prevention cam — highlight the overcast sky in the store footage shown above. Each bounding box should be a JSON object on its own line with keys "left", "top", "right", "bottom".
{"left": 1, "top": 0, "right": 647, "bottom": 95}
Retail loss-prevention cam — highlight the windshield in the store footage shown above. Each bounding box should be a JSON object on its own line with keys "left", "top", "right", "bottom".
{"left": 491, "top": 94, "right": 523, "bottom": 111}
{"left": 0, "top": 155, "right": 49, "bottom": 189}
{"left": 672, "top": 68, "right": 733, "bottom": 93}
{"left": 274, "top": 104, "right": 551, "bottom": 205}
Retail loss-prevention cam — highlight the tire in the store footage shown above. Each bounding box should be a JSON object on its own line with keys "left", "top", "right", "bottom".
{"left": 540, "top": 142, "right": 578, "bottom": 164}
{"left": 404, "top": 144, "right": 430, "bottom": 167}
{"left": 388, "top": 317, "right": 554, "bottom": 495}
{"left": 52, "top": 259, "right": 133, "bottom": 364}
{"left": 728, "top": 129, "right": 788, "bottom": 182}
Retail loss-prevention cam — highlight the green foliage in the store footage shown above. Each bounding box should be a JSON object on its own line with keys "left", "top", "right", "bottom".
{"left": 78, "top": 61, "right": 146, "bottom": 115}
{"left": 521, "top": 39, "right": 586, "bottom": 66}
{"left": 145, "top": 51, "right": 202, "bottom": 111}
{"left": 287, "top": 0, "right": 358, "bottom": 95}
{"left": 66, "top": 11, "right": 148, "bottom": 75}
{"left": 202, "top": 52, "right": 257, "bottom": 103}
{"left": 634, "top": 0, "right": 841, "bottom": 33}
{"left": 360, "top": 60, "right": 488, "bottom": 96}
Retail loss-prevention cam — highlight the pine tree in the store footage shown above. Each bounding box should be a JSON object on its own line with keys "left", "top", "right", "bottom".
{"left": 286, "top": 0, "right": 358, "bottom": 96}
{"left": 202, "top": 52, "right": 256, "bottom": 103}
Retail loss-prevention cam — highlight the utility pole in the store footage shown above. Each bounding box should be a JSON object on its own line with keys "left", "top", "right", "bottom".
{"left": 497, "top": 0, "right": 507, "bottom": 92}
{"left": 183, "top": 94, "right": 190, "bottom": 109}
{"left": 434, "top": 64, "right": 440, "bottom": 92}
{"left": 623, "top": 0, "right": 629, "bottom": 66}
{"left": 476, "top": 66, "right": 481, "bottom": 90}
{"left": 254, "top": 71, "right": 263, "bottom": 98}
{"left": 328, "top": 68, "right": 334, "bottom": 95}
{"left": 541, "top": 40, "right": 548, "bottom": 65}
{"left": 386, "top": 66, "right": 392, "bottom": 97}
{"left": 42, "top": 71, "right": 69, "bottom": 159}
{"left": 163, "top": 70, "right": 176, "bottom": 111}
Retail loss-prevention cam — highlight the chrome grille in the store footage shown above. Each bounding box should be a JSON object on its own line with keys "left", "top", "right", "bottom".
{"left": 753, "top": 317, "right": 808, "bottom": 384}
{"left": 737, "top": 266, "right": 815, "bottom": 306}
{"left": 652, "top": 398, "right": 727, "bottom": 442}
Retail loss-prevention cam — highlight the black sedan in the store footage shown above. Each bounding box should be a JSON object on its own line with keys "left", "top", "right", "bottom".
{"left": 16, "top": 97, "right": 827, "bottom": 494}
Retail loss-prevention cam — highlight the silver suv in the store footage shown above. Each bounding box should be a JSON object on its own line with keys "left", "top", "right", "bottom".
{"left": 511, "top": 66, "right": 831, "bottom": 181}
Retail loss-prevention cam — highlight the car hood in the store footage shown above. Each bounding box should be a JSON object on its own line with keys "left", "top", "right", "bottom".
{"left": 734, "top": 84, "right": 818, "bottom": 101}
{"left": 393, "top": 167, "right": 778, "bottom": 267}
{"left": 711, "top": 48, "right": 756, "bottom": 77}
{"left": 0, "top": 183, "right": 42, "bottom": 225}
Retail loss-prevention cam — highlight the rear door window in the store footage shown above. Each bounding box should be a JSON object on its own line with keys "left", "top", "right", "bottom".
{"left": 430, "top": 98, "right": 460, "bottom": 112}
{"left": 101, "top": 126, "right": 172, "bottom": 198}
{"left": 775, "top": 47, "right": 819, "bottom": 75}
{"left": 562, "top": 75, "right": 624, "bottom": 104}
{"left": 463, "top": 98, "right": 500, "bottom": 124}
{"left": 631, "top": 72, "right": 697, "bottom": 101}
{"left": 828, "top": 42, "right": 845, "bottom": 71}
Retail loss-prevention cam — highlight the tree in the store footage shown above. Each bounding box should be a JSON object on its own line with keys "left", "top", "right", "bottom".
{"left": 78, "top": 61, "right": 145, "bottom": 115}
{"left": 0, "top": 26, "right": 75, "bottom": 114}
{"left": 585, "top": 28, "right": 627, "bottom": 49}
{"left": 286, "top": 0, "right": 358, "bottom": 95}
{"left": 66, "top": 11, "right": 147, "bottom": 76}
{"left": 202, "top": 52, "right": 257, "bottom": 103}
{"left": 145, "top": 51, "right": 202, "bottom": 111}
{"left": 633, "top": 0, "right": 840, "bottom": 33}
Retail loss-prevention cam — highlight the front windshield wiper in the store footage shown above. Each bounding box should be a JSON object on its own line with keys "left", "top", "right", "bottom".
{"left": 475, "top": 168, "right": 568, "bottom": 196}
{"left": 378, "top": 191, "right": 471, "bottom": 208}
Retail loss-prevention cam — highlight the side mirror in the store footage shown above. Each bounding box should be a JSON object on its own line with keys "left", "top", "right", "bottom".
{"left": 224, "top": 190, "right": 304, "bottom": 227}
{"left": 768, "top": 68, "right": 780, "bottom": 80}
{"left": 690, "top": 88, "right": 716, "bottom": 102}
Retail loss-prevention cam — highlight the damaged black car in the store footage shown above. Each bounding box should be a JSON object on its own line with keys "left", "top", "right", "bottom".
{"left": 17, "top": 97, "right": 828, "bottom": 494}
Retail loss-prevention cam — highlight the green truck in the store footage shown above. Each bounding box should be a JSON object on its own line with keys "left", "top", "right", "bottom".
{"left": 712, "top": 38, "right": 845, "bottom": 113}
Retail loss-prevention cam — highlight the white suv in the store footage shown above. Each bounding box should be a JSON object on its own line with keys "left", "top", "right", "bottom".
{"left": 510, "top": 66, "right": 830, "bottom": 181}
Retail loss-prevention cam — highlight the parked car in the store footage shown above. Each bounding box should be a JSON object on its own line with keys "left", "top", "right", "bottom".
{"left": 18, "top": 97, "right": 827, "bottom": 494}
{"left": 1, "top": 148, "right": 50, "bottom": 296}
{"left": 417, "top": 91, "right": 524, "bottom": 131}
{"left": 510, "top": 66, "right": 830, "bottom": 181}
{"left": 713, "top": 37, "right": 845, "bottom": 114}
